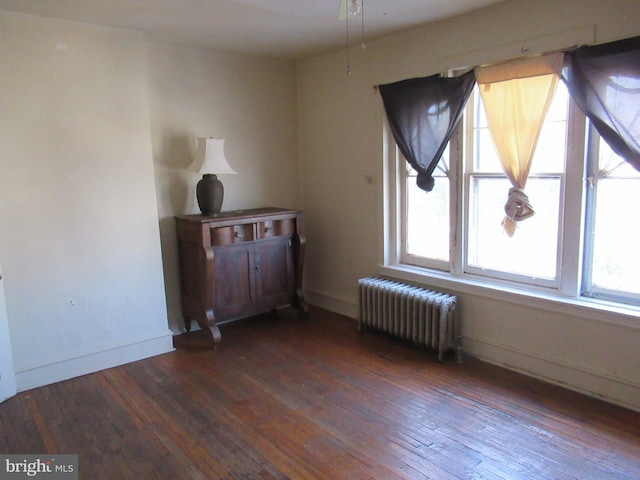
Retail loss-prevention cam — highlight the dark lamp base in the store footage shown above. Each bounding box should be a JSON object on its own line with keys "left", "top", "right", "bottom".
{"left": 196, "top": 174, "right": 224, "bottom": 215}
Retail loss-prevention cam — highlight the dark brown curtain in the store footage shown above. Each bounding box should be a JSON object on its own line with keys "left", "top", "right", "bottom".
{"left": 379, "top": 71, "right": 476, "bottom": 191}
{"left": 562, "top": 36, "right": 640, "bottom": 171}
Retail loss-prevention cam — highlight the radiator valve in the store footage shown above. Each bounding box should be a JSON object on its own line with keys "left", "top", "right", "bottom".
{"left": 455, "top": 333, "right": 464, "bottom": 364}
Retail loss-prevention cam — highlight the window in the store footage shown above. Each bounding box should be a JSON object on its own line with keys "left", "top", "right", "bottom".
{"left": 465, "top": 83, "right": 568, "bottom": 284}
{"left": 397, "top": 81, "right": 640, "bottom": 306}
{"left": 582, "top": 130, "right": 640, "bottom": 304}
{"left": 403, "top": 145, "right": 450, "bottom": 269}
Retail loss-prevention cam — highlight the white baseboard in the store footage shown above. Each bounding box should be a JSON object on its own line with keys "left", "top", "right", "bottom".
{"left": 305, "top": 288, "right": 357, "bottom": 319}
{"left": 15, "top": 332, "right": 175, "bottom": 392}
{"left": 305, "top": 287, "right": 640, "bottom": 413}
{"left": 462, "top": 335, "right": 640, "bottom": 413}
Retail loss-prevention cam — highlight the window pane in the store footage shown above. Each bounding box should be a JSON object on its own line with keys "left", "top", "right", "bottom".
{"left": 591, "top": 179, "right": 640, "bottom": 294}
{"left": 474, "top": 128, "right": 502, "bottom": 172}
{"left": 588, "top": 139, "right": 640, "bottom": 297}
{"left": 467, "top": 176, "right": 561, "bottom": 279}
{"left": 473, "top": 93, "right": 502, "bottom": 172}
{"left": 406, "top": 173, "right": 450, "bottom": 262}
{"left": 530, "top": 84, "right": 567, "bottom": 173}
{"left": 599, "top": 138, "right": 639, "bottom": 177}
{"left": 473, "top": 82, "right": 568, "bottom": 174}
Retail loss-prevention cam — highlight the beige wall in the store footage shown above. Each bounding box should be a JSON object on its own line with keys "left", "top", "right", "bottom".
{"left": 0, "top": 11, "right": 174, "bottom": 390}
{"left": 0, "top": 260, "right": 16, "bottom": 402}
{"left": 146, "top": 44, "right": 300, "bottom": 332}
{"left": 0, "top": 9, "right": 301, "bottom": 392}
{"left": 297, "top": 0, "right": 640, "bottom": 410}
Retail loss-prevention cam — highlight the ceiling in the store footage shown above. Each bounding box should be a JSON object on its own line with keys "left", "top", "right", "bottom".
{"left": 0, "top": 0, "right": 507, "bottom": 60}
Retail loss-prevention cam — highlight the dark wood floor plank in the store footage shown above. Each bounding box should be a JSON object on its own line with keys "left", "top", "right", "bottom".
{"left": 24, "top": 392, "right": 59, "bottom": 453}
{"left": 0, "top": 393, "right": 44, "bottom": 454}
{"left": 1, "top": 307, "right": 639, "bottom": 480}
{"left": 122, "top": 361, "right": 285, "bottom": 480}
{"left": 100, "top": 367, "right": 231, "bottom": 479}
{"left": 159, "top": 364, "right": 331, "bottom": 480}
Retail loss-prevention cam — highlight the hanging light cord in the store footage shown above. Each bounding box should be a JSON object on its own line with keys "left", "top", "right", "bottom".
{"left": 346, "top": 0, "right": 365, "bottom": 75}
{"left": 346, "top": 1, "right": 351, "bottom": 75}
{"left": 361, "top": 0, "right": 366, "bottom": 50}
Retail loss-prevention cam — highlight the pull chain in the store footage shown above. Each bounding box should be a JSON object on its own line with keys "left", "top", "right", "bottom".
{"left": 346, "top": 1, "right": 351, "bottom": 75}
{"left": 361, "top": 0, "right": 366, "bottom": 50}
{"left": 345, "top": 0, "right": 364, "bottom": 75}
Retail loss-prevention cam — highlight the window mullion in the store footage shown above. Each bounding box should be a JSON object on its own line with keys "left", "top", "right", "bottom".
{"left": 559, "top": 99, "right": 587, "bottom": 297}
{"left": 460, "top": 92, "right": 476, "bottom": 277}
{"left": 580, "top": 124, "right": 600, "bottom": 296}
{"left": 450, "top": 124, "right": 464, "bottom": 276}
{"left": 382, "top": 115, "right": 401, "bottom": 266}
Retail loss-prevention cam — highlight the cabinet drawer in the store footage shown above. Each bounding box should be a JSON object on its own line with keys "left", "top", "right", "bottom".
{"left": 211, "top": 224, "right": 255, "bottom": 246}
{"left": 257, "top": 219, "right": 294, "bottom": 239}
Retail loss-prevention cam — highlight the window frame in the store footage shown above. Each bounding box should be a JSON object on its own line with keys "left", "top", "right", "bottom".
{"left": 387, "top": 75, "right": 640, "bottom": 310}
{"left": 580, "top": 125, "right": 640, "bottom": 306}
{"left": 399, "top": 148, "right": 453, "bottom": 273}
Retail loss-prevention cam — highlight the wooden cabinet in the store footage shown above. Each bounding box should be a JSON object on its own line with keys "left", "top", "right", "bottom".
{"left": 175, "top": 208, "right": 308, "bottom": 347}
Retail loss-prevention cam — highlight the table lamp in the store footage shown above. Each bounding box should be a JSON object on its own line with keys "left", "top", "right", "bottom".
{"left": 188, "top": 137, "right": 237, "bottom": 215}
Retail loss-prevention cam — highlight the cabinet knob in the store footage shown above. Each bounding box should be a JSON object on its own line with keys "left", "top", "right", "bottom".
{"left": 255, "top": 265, "right": 261, "bottom": 270}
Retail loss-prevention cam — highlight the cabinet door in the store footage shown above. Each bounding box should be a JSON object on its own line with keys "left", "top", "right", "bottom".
{"left": 213, "top": 243, "right": 255, "bottom": 321}
{"left": 255, "top": 238, "right": 295, "bottom": 305}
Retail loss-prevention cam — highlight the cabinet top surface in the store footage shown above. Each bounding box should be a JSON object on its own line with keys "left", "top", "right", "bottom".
{"left": 175, "top": 207, "right": 301, "bottom": 224}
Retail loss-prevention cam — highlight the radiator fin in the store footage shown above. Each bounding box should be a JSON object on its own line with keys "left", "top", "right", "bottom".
{"left": 357, "top": 277, "right": 460, "bottom": 362}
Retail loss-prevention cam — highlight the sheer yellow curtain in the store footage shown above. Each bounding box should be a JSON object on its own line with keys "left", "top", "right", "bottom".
{"left": 475, "top": 53, "right": 563, "bottom": 236}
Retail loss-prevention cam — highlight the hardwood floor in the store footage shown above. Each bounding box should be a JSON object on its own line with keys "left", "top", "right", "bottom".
{"left": 1, "top": 307, "right": 639, "bottom": 479}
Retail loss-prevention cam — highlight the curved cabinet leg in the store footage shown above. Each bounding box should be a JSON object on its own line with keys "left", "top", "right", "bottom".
{"left": 207, "top": 324, "right": 222, "bottom": 348}
{"left": 204, "top": 309, "right": 221, "bottom": 349}
{"left": 294, "top": 291, "right": 310, "bottom": 318}
{"left": 291, "top": 216, "right": 308, "bottom": 318}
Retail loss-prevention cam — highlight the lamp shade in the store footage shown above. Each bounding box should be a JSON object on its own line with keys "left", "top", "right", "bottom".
{"left": 189, "top": 138, "right": 236, "bottom": 215}
{"left": 188, "top": 138, "right": 237, "bottom": 175}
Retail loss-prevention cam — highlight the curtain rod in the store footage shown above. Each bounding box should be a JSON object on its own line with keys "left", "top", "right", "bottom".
{"left": 373, "top": 44, "right": 580, "bottom": 89}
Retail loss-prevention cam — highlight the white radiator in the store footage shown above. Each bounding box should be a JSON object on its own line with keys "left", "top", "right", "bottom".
{"left": 357, "top": 277, "right": 462, "bottom": 362}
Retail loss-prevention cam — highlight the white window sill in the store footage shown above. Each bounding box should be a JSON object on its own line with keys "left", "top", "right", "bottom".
{"left": 377, "top": 264, "right": 640, "bottom": 331}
